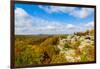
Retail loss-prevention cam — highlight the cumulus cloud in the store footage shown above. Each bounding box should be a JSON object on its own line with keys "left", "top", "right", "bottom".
{"left": 39, "top": 5, "right": 94, "bottom": 18}
{"left": 85, "top": 21, "right": 94, "bottom": 27}
{"left": 66, "top": 24, "right": 77, "bottom": 29}
{"left": 39, "top": 5, "right": 75, "bottom": 14}
{"left": 15, "top": 7, "right": 94, "bottom": 35}
{"left": 70, "top": 8, "right": 94, "bottom": 18}
{"left": 15, "top": 8, "right": 28, "bottom": 17}
{"left": 84, "top": 21, "right": 94, "bottom": 30}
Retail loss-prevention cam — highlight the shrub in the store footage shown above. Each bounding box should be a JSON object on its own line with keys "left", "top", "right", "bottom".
{"left": 50, "top": 53, "right": 67, "bottom": 64}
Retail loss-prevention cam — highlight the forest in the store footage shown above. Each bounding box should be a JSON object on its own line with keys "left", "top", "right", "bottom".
{"left": 15, "top": 29, "right": 95, "bottom": 67}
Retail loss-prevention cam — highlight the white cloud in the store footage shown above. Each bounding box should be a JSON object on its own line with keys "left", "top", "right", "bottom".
{"left": 46, "top": 25, "right": 55, "bottom": 29}
{"left": 39, "top": 5, "right": 75, "bottom": 14}
{"left": 15, "top": 8, "right": 35, "bottom": 34}
{"left": 15, "top": 8, "right": 28, "bottom": 17}
{"left": 70, "top": 8, "right": 94, "bottom": 18}
{"left": 84, "top": 21, "right": 94, "bottom": 30}
{"left": 66, "top": 24, "right": 76, "bottom": 29}
{"left": 15, "top": 7, "right": 94, "bottom": 35}
{"left": 39, "top": 5, "right": 94, "bottom": 18}
{"left": 85, "top": 21, "right": 94, "bottom": 27}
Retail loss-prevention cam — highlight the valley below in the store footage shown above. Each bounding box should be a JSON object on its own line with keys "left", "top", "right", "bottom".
{"left": 15, "top": 29, "right": 95, "bottom": 67}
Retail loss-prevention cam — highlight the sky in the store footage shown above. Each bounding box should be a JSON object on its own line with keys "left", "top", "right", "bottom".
{"left": 15, "top": 3, "right": 94, "bottom": 35}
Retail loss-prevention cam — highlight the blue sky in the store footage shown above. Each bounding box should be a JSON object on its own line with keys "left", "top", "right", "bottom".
{"left": 15, "top": 3, "right": 94, "bottom": 35}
